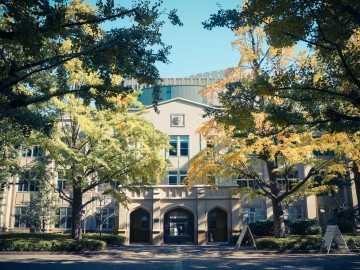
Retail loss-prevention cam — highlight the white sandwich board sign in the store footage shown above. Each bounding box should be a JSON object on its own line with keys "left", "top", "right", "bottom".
{"left": 321, "top": 225, "right": 350, "bottom": 254}
{"left": 235, "top": 225, "right": 257, "bottom": 250}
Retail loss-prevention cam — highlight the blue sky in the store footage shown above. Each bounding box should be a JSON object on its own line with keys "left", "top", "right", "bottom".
{"left": 89, "top": 0, "right": 241, "bottom": 78}
{"left": 154, "top": 0, "right": 241, "bottom": 78}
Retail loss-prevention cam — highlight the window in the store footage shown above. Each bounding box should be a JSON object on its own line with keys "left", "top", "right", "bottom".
{"left": 313, "top": 150, "right": 335, "bottom": 156}
{"left": 21, "top": 146, "right": 44, "bottom": 158}
{"left": 169, "top": 136, "right": 189, "bottom": 157}
{"left": 167, "top": 170, "right": 187, "bottom": 185}
{"left": 166, "top": 86, "right": 172, "bottom": 100}
{"left": 96, "top": 208, "right": 115, "bottom": 229}
{"left": 284, "top": 206, "right": 302, "bottom": 221}
{"left": 97, "top": 180, "right": 120, "bottom": 192}
{"left": 17, "top": 171, "right": 40, "bottom": 192}
{"left": 57, "top": 171, "right": 69, "bottom": 191}
{"left": 140, "top": 216, "right": 150, "bottom": 230}
{"left": 170, "top": 114, "right": 185, "bottom": 127}
{"left": 242, "top": 207, "right": 263, "bottom": 225}
{"left": 14, "top": 207, "right": 28, "bottom": 228}
{"left": 276, "top": 171, "right": 299, "bottom": 187}
{"left": 55, "top": 208, "right": 72, "bottom": 229}
{"left": 168, "top": 171, "right": 178, "bottom": 185}
{"left": 236, "top": 174, "right": 259, "bottom": 189}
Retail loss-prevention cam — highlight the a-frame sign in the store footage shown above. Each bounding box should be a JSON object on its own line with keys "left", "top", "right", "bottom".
{"left": 235, "top": 225, "right": 257, "bottom": 250}
{"left": 320, "top": 225, "right": 350, "bottom": 254}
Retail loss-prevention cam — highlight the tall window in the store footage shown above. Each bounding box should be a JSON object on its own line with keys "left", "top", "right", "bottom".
{"left": 17, "top": 171, "right": 40, "bottom": 192}
{"left": 21, "top": 146, "right": 44, "bottom": 158}
{"left": 284, "top": 206, "right": 302, "bottom": 221}
{"left": 96, "top": 208, "right": 115, "bottom": 229}
{"left": 166, "top": 86, "right": 172, "bottom": 100}
{"left": 169, "top": 136, "right": 189, "bottom": 157}
{"left": 14, "top": 207, "right": 28, "bottom": 228}
{"left": 55, "top": 208, "right": 72, "bottom": 229}
{"left": 242, "top": 207, "right": 263, "bottom": 225}
{"left": 167, "top": 170, "right": 187, "bottom": 185}
{"left": 57, "top": 171, "right": 69, "bottom": 191}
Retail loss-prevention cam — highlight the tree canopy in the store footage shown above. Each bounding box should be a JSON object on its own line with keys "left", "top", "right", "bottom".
{"left": 41, "top": 92, "right": 170, "bottom": 240}
{"left": 0, "top": 0, "right": 182, "bottom": 131}
{"left": 186, "top": 23, "right": 359, "bottom": 237}
{"left": 203, "top": 0, "right": 360, "bottom": 132}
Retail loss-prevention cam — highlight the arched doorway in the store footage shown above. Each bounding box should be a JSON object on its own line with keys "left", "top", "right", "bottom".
{"left": 164, "top": 208, "right": 194, "bottom": 244}
{"left": 208, "top": 208, "right": 228, "bottom": 242}
{"left": 130, "top": 208, "right": 150, "bottom": 243}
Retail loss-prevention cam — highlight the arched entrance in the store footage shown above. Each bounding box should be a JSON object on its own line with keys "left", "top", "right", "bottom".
{"left": 130, "top": 208, "right": 150, "bottom": 243}
{"left": 164, "top": 208, "right": 194, "bottom": 244}
{"left": 208, "top": 208, "right": 228, "bottom": 242}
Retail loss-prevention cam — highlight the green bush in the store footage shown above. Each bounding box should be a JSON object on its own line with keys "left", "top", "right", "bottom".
{"left": 255, "top": 236, "right": 323, "bottom": 251}
{"left": 344, "top": 235, "right": 360, "bottom": 249}
{"left": 0, "top": 236, "right": 106, "bottom": 251}
{"left": 84, "top": 234, "right": 125, "bottom": 246}
{"left": 289, "top": 220, "right": 322, "bottom": 235}
{"left": 255, "top": 235, "right": 360, "bottom": 251}
{"left": 249, "top": 220, "right": 274, "bottom": 236}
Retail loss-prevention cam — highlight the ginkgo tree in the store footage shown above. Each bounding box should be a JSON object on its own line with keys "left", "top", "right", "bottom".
{"left": 186, "top": 25, "right": 356, "bottom": 238}
{"left": 186, "top": 115, "right": 349, "bottom": 238}
{"left": 0, "top": 0, "right": 182, "bottom": 131}
{"left": 41, "top": 93, "right": 170, "bottom": 241}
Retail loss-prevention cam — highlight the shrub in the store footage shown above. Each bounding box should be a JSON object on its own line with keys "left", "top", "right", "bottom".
{"left": 249, "top": 220, "right": 274, "bottom": 236}
{"left": 289, "top": 220, "right": 322, "bottom": 235}
{"left": 255, "top": 236, "right": 323, "bottom": 251}
{"left": 344, "top": 235, "right": 360, "bottom": 249}
{"left": 0, "top": 236, "right": 106, "bottom": 251}
{"left": 84, "top": 234, "right": 126, "bottom": 246}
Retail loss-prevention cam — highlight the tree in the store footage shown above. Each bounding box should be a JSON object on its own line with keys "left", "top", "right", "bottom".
{"left": 186, "top": 115, "right": 346, "bottom": 237}
{"left": 42, "top": 93, "right": 169, "bottom": 240}
{"left": 186, "top": 26, "right": 354, "bottom": 238}
{"left": 203, "top": 0, "right": 359, "bottom": 132}
{"left": 0, "top": 0, "right": 182, "bottom": 131}
{"left": 95, "top": 194, "right": 117, "bottom": 236}
{"left": 27, "top": 176, "right": 58, "bottom": 232}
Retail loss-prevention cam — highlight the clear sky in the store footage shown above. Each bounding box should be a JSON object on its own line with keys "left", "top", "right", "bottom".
{"left": 154, "top": 0, "right": 241, "bottom": 78}
{"left": 89, "top": 0, "right": 242, "bottom": 78}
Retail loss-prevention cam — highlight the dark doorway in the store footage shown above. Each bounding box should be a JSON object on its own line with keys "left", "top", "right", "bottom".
{"left": 208, "top": 208, "right": 228, "bottom": 242}
{"left": 164, "top": 208, "right": 194, "bottom": 244}
{"left": 130, "top": 208, "right": 150, "bottom": 243}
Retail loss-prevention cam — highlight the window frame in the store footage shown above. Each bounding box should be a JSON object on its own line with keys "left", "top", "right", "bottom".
{"left": 168, "top": 135, "right": 189, "bottom": 157}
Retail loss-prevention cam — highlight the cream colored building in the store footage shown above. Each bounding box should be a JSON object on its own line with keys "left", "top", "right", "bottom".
{"left": 0, "top": 76, "right": 357, "bottom": 245}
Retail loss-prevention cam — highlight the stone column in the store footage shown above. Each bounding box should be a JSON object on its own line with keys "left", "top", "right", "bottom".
{"left": 197, "top": 187, "right": 206, "bottom": 245}
{"left": 231, "top": 194, "right": 241, "bottom": 238}
{"left": 117, "top": 203, "right": 129, "bottom": 244}
{"left": 152, "top": 188, "right": 162, "bottom": 245}
{"left": 306, "top": 195, "right": 318, "bottom": 220}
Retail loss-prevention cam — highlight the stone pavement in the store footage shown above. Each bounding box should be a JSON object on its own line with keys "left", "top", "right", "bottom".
{"left": 0, "top": 245, "right": 359, "bottom": 270}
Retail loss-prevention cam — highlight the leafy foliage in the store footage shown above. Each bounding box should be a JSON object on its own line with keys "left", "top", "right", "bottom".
{"left": 40, "top": 93, "right": 169, "bottom": 240}
{"left": 203, "top": 0, "right": 360, "bottom": 132}
{"left": 0, "top": 0, "right": 182, "bottom": 130}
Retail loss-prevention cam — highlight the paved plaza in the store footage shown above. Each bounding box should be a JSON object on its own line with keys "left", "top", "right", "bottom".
{"left": 0, "top": 245, "right": 359, "bottom": 270}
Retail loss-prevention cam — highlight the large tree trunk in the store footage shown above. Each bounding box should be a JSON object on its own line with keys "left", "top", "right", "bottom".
{"left": 272, "top": 199, "right": 286, "bottom": 238}
{"left": 71, "top": 187, "right": 83, "bottom": 241}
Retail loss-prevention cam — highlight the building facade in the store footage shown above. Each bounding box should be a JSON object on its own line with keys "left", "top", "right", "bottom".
{"left": 0, "top": 75, "right": 358, "bottom": 244}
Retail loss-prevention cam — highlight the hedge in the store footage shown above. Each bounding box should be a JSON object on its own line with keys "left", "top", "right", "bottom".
{"left": 0, "top": 238, "right": 106, "bottom": 251}
{"left": 0, "top": 232, "right": 126, "bottom": 251}
{"left": 248, "top": 220, "right": 322, "bottom": 236}
{"left": 84, "top": 234, "right": 126, "bottom": 246}
{"left": 254, "top": 235, "right": 360, "bottom": 251}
